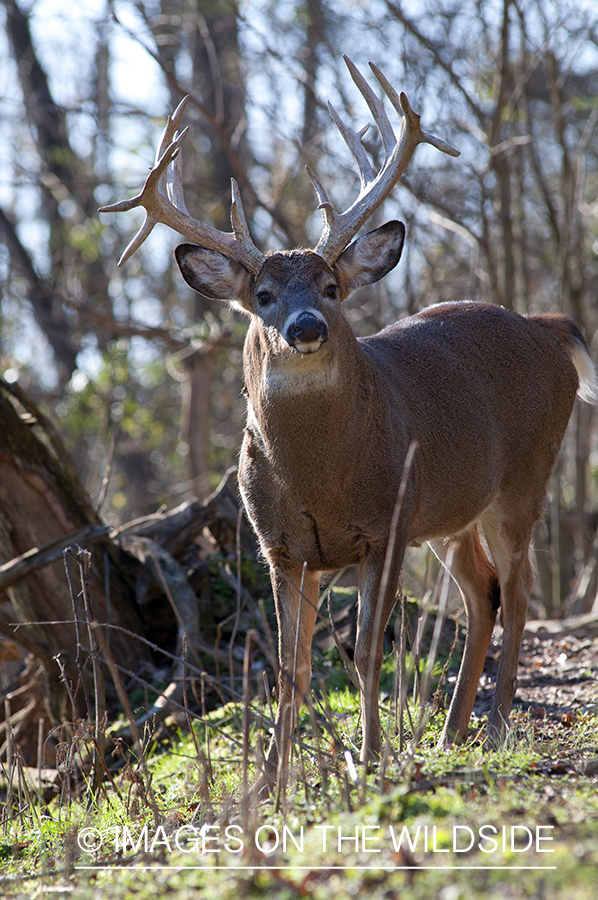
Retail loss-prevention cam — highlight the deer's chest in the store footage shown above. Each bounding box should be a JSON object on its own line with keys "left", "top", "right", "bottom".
{"left": 238, "top": 428, "right": 370, "bottom": 571}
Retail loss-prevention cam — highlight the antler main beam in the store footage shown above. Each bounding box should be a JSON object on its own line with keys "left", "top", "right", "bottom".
{"left": 99, "top": 96, "right": 265, "bottom": 275}
{"left": 309, "top": 56, "right": 460, "bottom": 265}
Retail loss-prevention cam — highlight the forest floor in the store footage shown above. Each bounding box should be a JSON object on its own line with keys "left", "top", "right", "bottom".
{"left": 0, "top": 610, "right": 596, "bottom": 900}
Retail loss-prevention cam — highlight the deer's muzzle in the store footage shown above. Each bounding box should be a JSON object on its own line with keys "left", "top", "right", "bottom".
{"left": 285, "top": 312, "right": 328, "bottom": 352}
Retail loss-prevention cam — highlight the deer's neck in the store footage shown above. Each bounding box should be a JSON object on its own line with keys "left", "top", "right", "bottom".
{"left": 243, "top": 320, "right": 368, "bottom": 453}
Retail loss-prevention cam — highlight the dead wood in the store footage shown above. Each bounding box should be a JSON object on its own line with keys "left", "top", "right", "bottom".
{"left": 118, "top": 534, "right": 204, "bottom": 667}
{"left": 127, "top": 466, "right": 256, "bottom": 558}
{"left": 0, "top": 524, "right": 110, "bottom": 593}
{"left": 0, "top": 382, "right": 148, "bottom": 725}
{"left": 0, "top": 380, "right": 260, "bottom": 764}
{"left": 523, "top": 611, "right": 598, "bottom": 638}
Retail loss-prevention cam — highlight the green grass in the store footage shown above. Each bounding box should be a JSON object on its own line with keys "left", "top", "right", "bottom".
{"left": 1, "top": 684, "right": 597, "bottom": 899}
{"left": 1, "top": 570, "right": 596, "bottom": 899}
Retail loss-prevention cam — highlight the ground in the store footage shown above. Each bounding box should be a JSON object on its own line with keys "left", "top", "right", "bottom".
{"left": 0, "top": 612, "right": 596, "bottom": 900}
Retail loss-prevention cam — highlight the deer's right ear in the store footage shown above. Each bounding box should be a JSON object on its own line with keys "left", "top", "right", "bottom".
{"left": 175, "top": 244, "right": 253, "bottom": 311}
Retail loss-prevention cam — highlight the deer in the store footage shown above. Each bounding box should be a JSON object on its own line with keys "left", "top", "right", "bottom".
{"left": 101, "top": 57, "right": 597, "bottom": 785}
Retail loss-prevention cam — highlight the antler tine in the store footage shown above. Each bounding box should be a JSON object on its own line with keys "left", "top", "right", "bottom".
{"left": 305, "top": 165, "right": 332, "bottom": 212}
{"left": 157, "top": 94, "right": 189, "bottom": 164}
{"left": 313, "top": 58, "right": 460, "bottom": 265}
{"left": 370, "top": 65, "right": 460, "bottom": 159}
{"left": 230, "top": 177, "right": 255, "bottom": 246}
{"left": 99, "top": 97, "right": 265, "bottom": 274}
{"left": 99, "top": 130, "right": 188, "bottom": 266}
{"left": 166, "top": 145, "right": 188, "bottom": 215}
{"left": 344, "top": 55, "right": 397, "bottom": 158}
{"left": 163, "top": 96, "right": 190, "bottom": 214}
{"left": 326, "top": 102, "right": 373, "bottom": 191}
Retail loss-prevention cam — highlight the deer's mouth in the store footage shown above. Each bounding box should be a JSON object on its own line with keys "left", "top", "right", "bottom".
{"left": 291, "top": 337, "right": 328, "bottom": 354}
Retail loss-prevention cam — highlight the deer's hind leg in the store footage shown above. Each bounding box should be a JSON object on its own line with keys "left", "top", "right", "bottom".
{"left": 480, "top": 505, "right": 536, "bottom": 747}
{"left": 431, "top": 525, "right": 500, "bottom": 746}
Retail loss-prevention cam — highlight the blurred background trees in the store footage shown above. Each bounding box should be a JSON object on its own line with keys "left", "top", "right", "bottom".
{"left": 1, "top": 0, "right": 598, "bottom": 621}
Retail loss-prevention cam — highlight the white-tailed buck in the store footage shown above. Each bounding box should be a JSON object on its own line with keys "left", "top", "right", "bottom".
{"left": 102, "top": 58, "right": 596, "bottom": 779}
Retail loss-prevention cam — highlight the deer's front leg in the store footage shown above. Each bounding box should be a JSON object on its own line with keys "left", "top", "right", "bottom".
{"left": 355, "top": 545, "right": 405, "bottom": 764}
{"left": 266, "top": 566, "right": 320, "bottom": 781}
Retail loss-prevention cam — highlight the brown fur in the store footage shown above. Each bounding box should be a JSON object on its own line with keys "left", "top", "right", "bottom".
{"left": 175, "top": 229, "right": 596, "bottom": 784}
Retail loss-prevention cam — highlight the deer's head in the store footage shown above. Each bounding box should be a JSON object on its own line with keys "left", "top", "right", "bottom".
{"left": 100, "top": 57, "right": 457, "bottom": 364}
{"left": 174, "top": 221, "right": 405, "bottom": 359}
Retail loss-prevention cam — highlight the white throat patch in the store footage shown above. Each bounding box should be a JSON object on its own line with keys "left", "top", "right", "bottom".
{"left": 262, "top": 355, "right": 340, "bottom": 397}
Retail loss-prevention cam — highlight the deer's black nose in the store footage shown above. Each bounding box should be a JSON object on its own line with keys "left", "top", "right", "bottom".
{"left": 287, "top": 313, "right": 328, "bottom": 346}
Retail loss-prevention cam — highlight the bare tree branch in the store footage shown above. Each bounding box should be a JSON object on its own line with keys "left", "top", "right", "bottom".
{"left": 0, "top": 206, "right": 78, "bottom": 380}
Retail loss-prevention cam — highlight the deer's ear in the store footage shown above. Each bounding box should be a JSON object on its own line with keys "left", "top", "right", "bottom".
{"left": 334, "top": 221, "right": 405, "bottom": 296}
{"left": 175, "top": 244, "right": 253, "bottom": 312}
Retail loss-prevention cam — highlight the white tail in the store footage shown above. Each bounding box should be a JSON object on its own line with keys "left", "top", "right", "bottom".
{"left": 572, "top": 343, "right": 598, "bottom": 404}
{"left": 102, "top": 59, "right": 597, "bottom": 785}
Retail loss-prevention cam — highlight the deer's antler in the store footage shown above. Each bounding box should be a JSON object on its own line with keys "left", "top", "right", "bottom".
{"left": 99, "top": 96, "right": 265, "bottom": 274}
{"left": 101, "top": 62, "right": 458, "bottom": 273}
{"left": 308, "top": 56, "right": 459, "bottom": 264}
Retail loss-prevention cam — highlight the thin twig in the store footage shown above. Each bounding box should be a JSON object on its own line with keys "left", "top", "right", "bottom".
{"left": 228, "top": 505, "right": 245, "bottom": 695}
{"left": 364, "top": 441, "right": 417, "bottom": 772}
{"left": 73, "top": 546, "right": 107, "bottom": 796}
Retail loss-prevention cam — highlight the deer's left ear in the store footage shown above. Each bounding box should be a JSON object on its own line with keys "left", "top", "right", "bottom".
{"left": 334, "top": 221, "right": 405, "bottom": 296}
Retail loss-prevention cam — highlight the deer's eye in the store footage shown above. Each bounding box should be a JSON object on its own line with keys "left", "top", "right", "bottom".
{"left": 257, "top": 290, "right": 271, "bottom": 305}
{"left": 325, "top": 284, "right": 338, "bottom": 298}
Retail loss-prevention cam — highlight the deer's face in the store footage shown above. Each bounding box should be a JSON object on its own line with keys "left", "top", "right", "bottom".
{"left": 175, "top": 221, "right": 405, "bottom": 362}
{"left": 175, "top": 246, "right": 344, "bottom": 359}
{"left": 250, "top": 252, "right": 343, "bottom": 356}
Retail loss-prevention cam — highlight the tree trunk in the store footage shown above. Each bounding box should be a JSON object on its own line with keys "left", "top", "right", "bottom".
{"left": 0, "top": 380, "right": 148, "bottom": 723}
{"left": 3, "top": 0, "right": 114, "bottom": 367}
{"left": 181, "top": 347, "right": 220, "bottom": 499}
